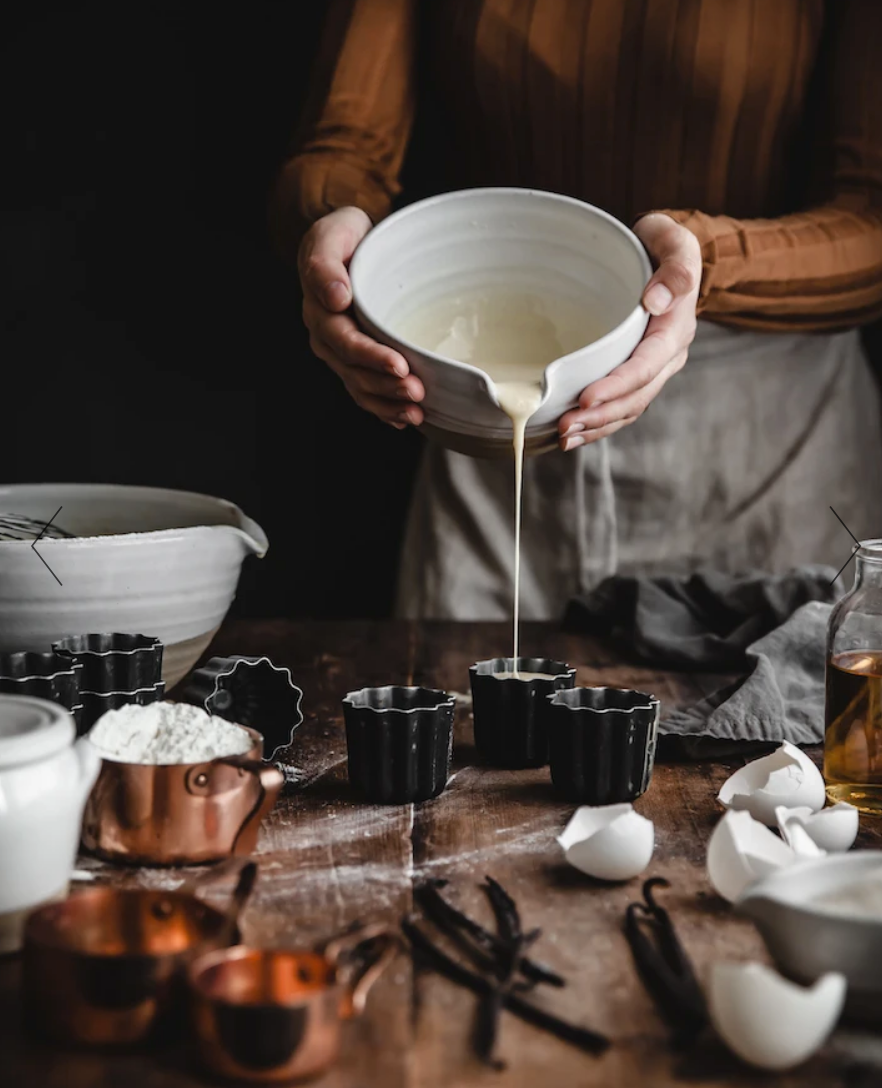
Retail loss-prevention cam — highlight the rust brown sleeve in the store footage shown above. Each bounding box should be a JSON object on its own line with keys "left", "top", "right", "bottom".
{"left": 651, "top": 0, "right": 882, "bottom": 332}
{"left": 269, "top": 0, "right": 417, "bottom": 263}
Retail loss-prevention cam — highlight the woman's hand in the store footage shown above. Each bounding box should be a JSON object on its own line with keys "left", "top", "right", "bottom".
{"left": 299, "top": 206, "right": 425, "bottom": 429}
{"left": 558, "top": 213, "right": 701, "bottom": 451}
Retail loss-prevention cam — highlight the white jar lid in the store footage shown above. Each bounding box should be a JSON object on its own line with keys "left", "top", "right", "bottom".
{"left": 0, "top": 694, "right": 75, "bottom": 767}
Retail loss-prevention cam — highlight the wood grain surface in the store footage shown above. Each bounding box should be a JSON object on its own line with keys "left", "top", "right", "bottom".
{"left": 3, "top": 620, "right": 882, "bottom": 1088}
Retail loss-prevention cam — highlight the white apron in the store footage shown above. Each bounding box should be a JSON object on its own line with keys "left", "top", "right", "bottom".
{"left": 395, "top": 320, "right": 882, "bottom": 620}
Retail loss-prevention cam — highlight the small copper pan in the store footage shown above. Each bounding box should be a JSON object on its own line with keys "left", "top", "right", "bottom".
{"left": 81, "top": 727, "right": 284, "bottom": 865}
{"left": 23, "top": 860, "right": 256, "bottom": 1046}
{"left": 188, "top": 922, "right": 399, "bottom": 1083}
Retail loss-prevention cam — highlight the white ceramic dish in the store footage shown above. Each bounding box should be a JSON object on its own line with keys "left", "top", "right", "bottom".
{"left": 350, "top": 187, "right": 652, "bottom": 456}
{"left": 737, "top": 851, "right": 882, "bottom": 1022}
{"left": 0, "top": 484, "right": 267, "bottom": 689}
{"left": 0, "top": 694, "right": 101, "bottom": 953}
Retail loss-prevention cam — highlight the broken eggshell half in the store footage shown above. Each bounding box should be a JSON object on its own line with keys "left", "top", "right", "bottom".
{"left": 708, "top": 962, "right": 846, "bottom": 1072}
{"left": 706, "top": 810, "right": 809, "bottom": 904}
{"left": 717, "top": 742, "right": 825, "bottom": 827}
{"left": 775, "top": 803, "right": 859, "bottom": 854}
{"left": 557, "top": 803, "right": 654, "bottom": 882}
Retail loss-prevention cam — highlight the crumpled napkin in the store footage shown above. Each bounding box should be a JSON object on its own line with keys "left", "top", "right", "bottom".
{"left": 564, "top": 567, "right": 841, "bottom": 758}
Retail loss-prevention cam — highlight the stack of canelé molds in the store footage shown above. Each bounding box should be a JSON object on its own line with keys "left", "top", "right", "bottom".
{"left": 53, "top": 633, "right": 165, "bottom": 730}
{"left": 0, "top": 632, "right": 164, "bottom": 734}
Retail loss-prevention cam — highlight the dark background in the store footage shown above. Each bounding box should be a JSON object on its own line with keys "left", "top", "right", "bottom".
{"left": 1, "top": 1, "right": 425, "bottom": 620}
{"left": 3, "top": 4, "right": 881, "bottom": 621}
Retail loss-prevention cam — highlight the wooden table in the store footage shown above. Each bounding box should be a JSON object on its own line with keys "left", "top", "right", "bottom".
{"left": 4, "top": 620, "right": 882, "bottom": 1088}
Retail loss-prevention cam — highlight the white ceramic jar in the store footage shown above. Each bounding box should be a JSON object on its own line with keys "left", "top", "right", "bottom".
{"left": 0, "top": 694, "right": 101, "bottom": 953}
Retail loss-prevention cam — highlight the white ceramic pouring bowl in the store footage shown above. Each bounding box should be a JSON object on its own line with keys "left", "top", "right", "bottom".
{"left": 350, "top": 187, "right": 652, "bottom": 453}
{"left": 0, "top": 484, "right": 267, "bottom": 689}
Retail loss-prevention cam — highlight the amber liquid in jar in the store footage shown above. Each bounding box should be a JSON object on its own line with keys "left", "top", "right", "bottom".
{"left": 825, "top": 650, "right": 882, "bottom": 813}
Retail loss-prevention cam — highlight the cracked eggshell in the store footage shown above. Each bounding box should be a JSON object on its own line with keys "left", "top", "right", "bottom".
{"left": 776, "top": 803, "right": 859, "bottom": 854}
{"left": 717, "top": 742, "right": 826, "bottom": 826}
{"left": 707, "top": 810, "right": 799, "bottom": 903}
{"left": 780, "top": 820, "right": 826, "bottom": 860}
{"left": 708, "top": 962, "right": 846, "bottom": 1071}
{"left": 557, "top": 803, "right": 654, "bottom": 882}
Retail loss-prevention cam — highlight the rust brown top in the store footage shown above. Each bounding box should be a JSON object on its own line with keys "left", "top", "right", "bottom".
{"left": 270, "top": 0, "right": 882, "bottom": 332}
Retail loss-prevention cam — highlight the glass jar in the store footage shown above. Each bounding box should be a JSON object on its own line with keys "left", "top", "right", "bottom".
{"left": 825, "top": 540, "right": 882, "bottom": 814}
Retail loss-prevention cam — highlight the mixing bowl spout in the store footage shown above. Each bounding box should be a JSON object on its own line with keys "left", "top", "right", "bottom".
{"left": 227, "top": 514, "right": 268, "bottom": 558}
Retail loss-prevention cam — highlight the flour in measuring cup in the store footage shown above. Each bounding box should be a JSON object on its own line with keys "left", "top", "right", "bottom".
{"left": 88, "top": 701, "right": 252, "bottom": 764}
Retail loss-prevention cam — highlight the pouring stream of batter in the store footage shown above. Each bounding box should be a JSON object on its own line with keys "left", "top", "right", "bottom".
{"left": 394, "top": 288, "right": 603, "bottom": 676}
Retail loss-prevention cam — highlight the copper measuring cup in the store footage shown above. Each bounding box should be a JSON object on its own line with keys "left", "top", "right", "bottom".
{"left": 81, "top": 727, "right": 284, "bottom": 865}
{"left": 22, "top": 860, "right": 256, "bottom": 1046}
{"left": 188, "top": 921, "right": 399, "bottom": 1083}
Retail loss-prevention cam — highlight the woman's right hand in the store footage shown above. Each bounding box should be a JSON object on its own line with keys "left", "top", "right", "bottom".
{"left": 298, "top": 206, "right": 425, "bottom": 429}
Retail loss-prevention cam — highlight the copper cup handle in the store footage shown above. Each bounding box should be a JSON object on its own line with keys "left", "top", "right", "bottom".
{"left": 186, "top": 756, "right": 284, "bottom": 858}
{"left": 226, "top": 759, "right": 285, "bottom": 857}
{"left": 217, "top": 860, "right": 258, "bottom": 943}
{"left": 324, "top": 922, "right": 400, "bottom": 1019}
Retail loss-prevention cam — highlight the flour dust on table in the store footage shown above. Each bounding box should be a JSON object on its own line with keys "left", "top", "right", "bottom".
{"left": 395, "top": 288, "right": 604, "bottom": 670}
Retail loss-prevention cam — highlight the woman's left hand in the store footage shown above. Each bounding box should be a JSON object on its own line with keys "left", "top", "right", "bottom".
{"left": 558, "top": 213, "right": 701, "bottom": 451}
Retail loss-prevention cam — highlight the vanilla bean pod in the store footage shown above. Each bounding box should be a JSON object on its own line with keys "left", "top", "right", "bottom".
{"left": 419, "top": 893, "right": 542, "bottom": 990}
{"left": 415, "top": 883, "right": 514, "bottom": 979}
{"left": 403, "top": 918, "right": 609, "bottom": 1057}
{"left": 415, "top": 880, "right": 565, "bottom": 988}
{"left": 475, "top": 877, "right": 526, "bottom": 1068}
{"left": 637, "top": 878, "right": 706, "bottom": 1013}
{"left": 623, "top": 877, "right": 707, "bottom": 1046}
{"left": 484, "top": 876, "right": 519, "bottom": 944}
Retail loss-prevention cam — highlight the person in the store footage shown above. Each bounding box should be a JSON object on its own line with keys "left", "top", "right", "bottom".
{"left": 270, "top": 0, "right": 882, "bottom": 621}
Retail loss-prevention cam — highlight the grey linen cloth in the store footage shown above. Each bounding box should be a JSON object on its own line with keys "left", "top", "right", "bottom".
{"left": 563, "top": 567, "right": 843, "bottom": 757}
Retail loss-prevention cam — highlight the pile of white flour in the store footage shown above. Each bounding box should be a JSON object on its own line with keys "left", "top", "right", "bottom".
{"left": 88, "top": 701, "right": 253, "bottom": 764}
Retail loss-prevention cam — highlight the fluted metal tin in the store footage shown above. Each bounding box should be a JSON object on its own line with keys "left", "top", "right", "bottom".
{"left": 0, "top": 651, "right": 83, "bottom": 725}
{"left": 469, "top": 658, "right": 576, "bottom": 768}
{"left": 342, "top": 686, "right": 454, "bottom": 804}
{"left": 52, "top": 632, "right": 163, "bottom": 692}
{"left": 547, "top": 686, "right": 660, "bottom": 804}
{"left": 79, "top": 680, "right": 166, "bottom": 733}
{"left": 177, "top": 655, "right": 304, "bottom": 761}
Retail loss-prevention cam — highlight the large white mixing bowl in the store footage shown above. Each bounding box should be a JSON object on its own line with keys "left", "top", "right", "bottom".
{"left": 0, "top": 484, "right": 267, "bottom": 689}
{"left": 350, "top": 187, "right": 652, "bottom": 457}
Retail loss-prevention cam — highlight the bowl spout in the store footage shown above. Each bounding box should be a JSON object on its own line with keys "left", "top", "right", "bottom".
{"left": 225, "top": 514, "right": 268, "bottom": 559}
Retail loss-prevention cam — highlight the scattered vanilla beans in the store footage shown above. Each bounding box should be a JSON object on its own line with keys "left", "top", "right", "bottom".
{"left": 475, "top": 877, "right": 529, "bottom": 1068}
{"left": 623, "top": 877, "right": 707, "bottom": 1047}
{"left": 415, "top": 879, "right": 565, "bottom": 989}
{"left": 403, "top": 918, "right": 609, "bottom": 1058}
{"left": 405, "top": 878, "right": 609, "bottom": 1064}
